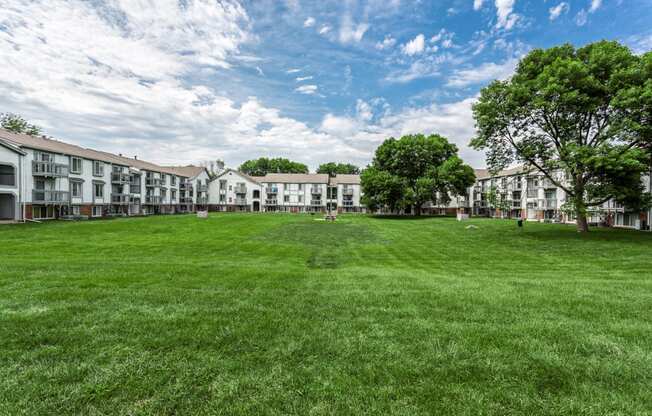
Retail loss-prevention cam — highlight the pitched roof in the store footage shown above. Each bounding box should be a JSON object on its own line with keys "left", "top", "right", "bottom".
{"left": 0, "top": 129, "right": 193, "bottom": 177}
{"left": 163, "top": 165, "right": 207, "bottom": 179}
{"left": 214, "top": 168, "right": 263, "bottom": 185}
{"left": 475, "top": 166, "right": 531, "bottom": 180}
{"left": 330, "top": 174, "right": 361, "bottom": 185}
{"left": 0, "top": 137, "right": 26, "bottom": 155}
{"left": 261, "top": 173, "right": 330, "bottom": 184}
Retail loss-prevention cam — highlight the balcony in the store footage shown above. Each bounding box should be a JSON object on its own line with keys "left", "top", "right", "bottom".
{"left": 311, "top": 186, "right": 322, "bottom": 194}
{"left": 265, "top": 199, "right": 278, "bottom": 205}
{"left": 32, "top": 189, "right": 69, "bottom": 204}
{"left": 179, "top": 181, "right": 193, "bottom": 190}
{"left": 32, "top": 161, "right": 69, "bottom": 177}
{"left": 342, "top": 188, "right": 354, "bottom": 196}
{"left": 544, "top": 199, "right": 557, "bottom": 209}
{"left": 310, "top": 199, "right": 323, "bottom": 206}
{"left": 197, "top": 184, "right": 208, "bottom": 192}
{"left": 235, "top": 197, "right": 247, "bottom": 205}
{"left": 111, "top": 193, "right": 130, "bottom": 204}
{"left": 145, "top": 195, "right": 162, "bottom": 204}
{"left": 234, "top": 184, "right": 247, "bottom": 194}
{"left": 342, "top": 200, "right": 354, "bottom": 207}
{"left": 180, "top": 197, "right": 193, "bottom": 204}
{"left": 526, "top": 190, "right": 538, "bottom": 198}
{"left": 512, "top": 201, "right": 522, "bottom": 208}
{"left": 196, "top": 196, "right": 208, "bottom": 205}
{"left": 129, "top": 186, "right": 141, "bottom": 194}
{"left": 145, "top": 178, "right": 163, "bottom": 187}
{"left": 111, "top": 172, "right": 131, "bottom": 184}
{"left": 266, "top": 186, "right": 278, "bottom": 194}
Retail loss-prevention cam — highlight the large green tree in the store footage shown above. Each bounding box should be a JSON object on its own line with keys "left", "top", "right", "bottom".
{"left": 239, "top": 157, "right": 309, "bottom": 176}
{"left": 316, "top": 162, "right": 360, "bottom": 176}
{"left": 1, "top": 113, "right": 42, "bottom": 136}
{"left": 361, "top": 134, "right": 475, "bottom": 215}
{"left": 471, "top": 41, "right": 651, "bottom": 232}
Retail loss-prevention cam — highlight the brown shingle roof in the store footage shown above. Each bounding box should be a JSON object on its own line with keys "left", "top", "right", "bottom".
{"left": 261, "top": 173, "right": 330, "bottom": 184}
{"left": 0, "top": 129, "right": 193, "bottom": 178}
{"left": 163, "top": 165, "right": 207, "bottom": 179}
{"left": 330, "top": 174, "right": 361, "bottom": 185}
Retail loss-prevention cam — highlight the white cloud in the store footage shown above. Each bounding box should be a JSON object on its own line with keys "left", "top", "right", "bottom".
{"left": 495, "top": 0, "right": 519, "bottom": 30}
{"left": 286, "top": 68, "right": 301, "bottom": 73}
{"left": 549, "top": 2, "right": 569, "bottom": 20}
{"left": 575, "top": 9, "right": 588, "bottom": 26}
{"left": 296, "top": 76, "right": 313, "bottom": 82}
{"left": 589, "top": 0, "right": 602, "bottom": 13}
{"left": 446, "top": 58, "right": 518, "bottom": 88}
{"left": 385, "top": 53, "right": 455, "bottom": 83}
{"left": 430, "top": 29, "right": 455, "bottom": 49}
{"left": 402, "top": 34, "right": 426, "bottom": 56}
{"left": 294, "top": 84, "right": 318, "bottom": 95}
{"left": 473, "top": 0, "right": 485, "bottom": 11}
{"left": 303, "top": 17, "right": 315, "bottom": 27}
{"left": 375, "top": 35, "right": 397, "bottom": 50}
{"left": 628, "top": 32, "right": 652, "bottom": 55}
{"left": 339, "top": 14, "right": 369, "bottom": 44}
{"left": 318, "top": 25, "right": 331, "bottom": 35}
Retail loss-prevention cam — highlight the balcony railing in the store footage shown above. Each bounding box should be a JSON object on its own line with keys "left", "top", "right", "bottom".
{"left": 129, "top": 186, "right": 141, "bottom": 194}
{"left": 145, "top": 195, "right": 162, "bottom": 204}
{"left": 32, "top": 161, "right": 69, "bottom": 177}
{"left": 266, "top": 186, "right": 278, "bottom": 194}
{"left": 197, "top": 184, "right": 208, "bottom": 192}
{"left": 512, "top": 201, "right": 521, "bottom": 208}
{"left": 526, "top": 190, "right": 538, "bottom": 198}
{"left": 179, "top": 181, "right": 193, "bottom": 190}
{"left": 180, "top": 197, "right": 193, "bottom": 204}
{"left": 342, "top": 188, "right": 354, "bottom": 196}
{"left": 111, "top": 172, "right": 131, "bottom": 184}
{"left": 196, "top": 196, "right": 208, "bottom": 205}
{"left": 111, "top": 193, "right": 130, "bottom": 204}
{"left": 145, "top": 178, "right": 163, "bottom": 187}
{"left": 234, "top": 185, "right": 247, "bottom": 194}
{"left": 32, "top": 189, "right": 69, "bottom": 204}
{"left": 342, "top": 200, "right": 354, "bottom": 207}
{"left": 235, "top": 197, "right": 247, "bottom": 205}
{"left": 265, "top": 199, "right": 278, "bottom": 205}
{"left": 544, "top": 199, "right": 557, "bottom": 209}
{"left": 311, "top": 186, "right": 322, "bottom": 194}
{"left": 310, "top": 199, "right": 323, "bottom": 206}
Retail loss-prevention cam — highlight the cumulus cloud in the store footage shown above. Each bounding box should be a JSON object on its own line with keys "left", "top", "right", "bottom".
{"left": 339, "top": 14, "right": 369, "bottom": 43}
{"left": 473, "top": 0, "right": 485, "bottom": 11}
{"left": 575, "top": 0, "right": 602, "bottom": 26}
{"left": 303, "top": 16, "right": 315, "bottom": 27}
{"left": 447, "top": 58, "right": 518, "bottom": 87}
{"left": 589, "top": 0, "right": 602, "bottom": 12}
{"left": 375, "top": 35, "right": 397, "bottom": 50}
{"left": 402, "top": 34, "right": 426, "bottom": 56}
{"left": 318, "top": 25, "right": 331, "bottom": 35}
{"left": 549, "top": 2, "right": 569, "bottom": 20}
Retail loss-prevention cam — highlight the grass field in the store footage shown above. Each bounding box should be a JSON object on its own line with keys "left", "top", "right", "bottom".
{"left": 1, "top": 213, "right": 651, "bottom": 415}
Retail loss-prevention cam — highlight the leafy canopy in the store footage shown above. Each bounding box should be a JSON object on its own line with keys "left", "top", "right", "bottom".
{"left": 239, "top": 157, "right": 309, "bottom": 176}
{"left": 471, "top": 41, "right": 651, "bottom": 230}
{"left": 316, "top": 162, "right": 360, "bottom": 177}
{"left": 1, "top": 113, "right": 42, "bottom": 136}
{"left": 361, "top": 134, "right": 475, "bottom": 214}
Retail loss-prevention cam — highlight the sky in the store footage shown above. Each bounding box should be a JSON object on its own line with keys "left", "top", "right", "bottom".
{"left": 1, "top": 0, "right": 651, "bottom": 170}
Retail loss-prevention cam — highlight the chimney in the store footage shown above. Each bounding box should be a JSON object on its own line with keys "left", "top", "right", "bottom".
{"left": 134, "top": 155, "right": 138, "bottom": 160}
{"left": 119, "top": 153, "right": 123, "bottom": 157}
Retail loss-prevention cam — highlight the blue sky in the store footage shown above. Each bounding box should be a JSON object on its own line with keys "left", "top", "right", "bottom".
{"left": 1, "top": 0, "right": 651, "bottom": 169}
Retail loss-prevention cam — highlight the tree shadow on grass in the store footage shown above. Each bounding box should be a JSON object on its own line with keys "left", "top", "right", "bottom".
{"left": 368, "top": 215, "right": 456, "bottom": 220}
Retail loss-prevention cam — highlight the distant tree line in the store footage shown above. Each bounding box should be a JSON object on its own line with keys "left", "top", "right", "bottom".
{"left": 1, "top": 113, "right": 42, "bottom": 136}
{"left": 239, "top": 157, "right": 309, "bottom": 176}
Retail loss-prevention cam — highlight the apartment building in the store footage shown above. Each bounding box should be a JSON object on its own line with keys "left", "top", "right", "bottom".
{"left": 207, "top": 170, "right": 365, "bottom": 213}
{"left": 471, "top": 166, "right": 652, "bottom": 231}
{"left": 0, "top": 129, "right": 209, "bottom": 221}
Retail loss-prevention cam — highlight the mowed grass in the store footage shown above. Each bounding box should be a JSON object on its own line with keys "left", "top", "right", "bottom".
{"left": 1, "top": 214, "right": 651, "bottom": 415}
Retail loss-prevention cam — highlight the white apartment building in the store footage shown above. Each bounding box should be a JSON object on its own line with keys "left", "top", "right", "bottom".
{"left": 0, "top": 129, "right": 209, "bottom": 221}
{"left": 471, "top": 166, "right": 652, "bottom": 231}
{"left": 207, "top": 170, "right": 365, "bottom": 213}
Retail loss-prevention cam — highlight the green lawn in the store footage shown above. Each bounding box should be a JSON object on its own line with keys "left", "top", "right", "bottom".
{"left": 1, "top": 214, "right": 651, "bottom": 415}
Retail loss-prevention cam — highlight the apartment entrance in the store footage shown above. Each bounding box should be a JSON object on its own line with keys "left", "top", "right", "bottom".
{"left": 253, "top": 201, "right": 260, "bottom": 212}
{"left": 0, "top": 193, "right": 16, "bottom": 220}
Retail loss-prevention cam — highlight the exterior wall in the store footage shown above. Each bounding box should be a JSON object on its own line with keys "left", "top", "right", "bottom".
{"left": 0, "top": 145, "right": 21, "bottom": 220}
{"left": 208, "top": 170, "right": 262, "bottom": 211}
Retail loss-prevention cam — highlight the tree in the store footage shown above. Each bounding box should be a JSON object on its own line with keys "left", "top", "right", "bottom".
{"left": 471, "top": 41, "right": 651, "bottom": 232}
{"left": 0, "top": 113, "right": 42, "bottom": 136}
{"left": 361, "top": 134, "right": 476, "bottom": 215}
{"left": 485, "top": 186, "right": 510, "bottom": 218}
{"left": 238, "top": 157, "right": 309, "bottom": 176}
{"left": 316, "top": 162, "right": 360, "bottom": 177}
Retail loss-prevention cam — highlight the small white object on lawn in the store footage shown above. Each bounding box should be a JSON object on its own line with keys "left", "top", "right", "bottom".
{"left": 197, "top": 210, "right": 208, "bottom": 219}
{"left": 465, "top": 225, "right": 478, "bottom": 230}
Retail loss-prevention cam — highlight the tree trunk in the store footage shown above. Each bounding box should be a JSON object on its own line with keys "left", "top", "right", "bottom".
{"left": 576, "top": 209, "right": 589, "bottom": 232}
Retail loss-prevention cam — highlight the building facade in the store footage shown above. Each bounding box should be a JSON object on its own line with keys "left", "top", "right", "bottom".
{"left": 0, "top": 129, "right": 209, "bottom": 221}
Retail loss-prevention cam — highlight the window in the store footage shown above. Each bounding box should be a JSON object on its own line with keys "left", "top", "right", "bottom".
{"left": 92, "top": 206, "right": 103, "bottom": 217}
{"left": 71, "top": 157, "right": 82, "bottom": 174}
{"left": 298, "top": 195, "right": 303, "bottom": 203}
{"left": 229, "top": 185, "right": 232, "bottom": 191}
{"left": 94, "top": 182, "right": 104, "bottom": 198}
{"left": 298, "top": 184, "right": 303, "bottom": 191}
{"left": 93, "top": 161, "right": 104, "bottom": 177}
{"left": 171, "top": 176, "right": 177, "bottom": 186}
{"left": 71, "top": 206, "right": 81, "bottom": 216}
{"left": 71, "top": 181, "right": 83, "bottom": 198}
{"left": 161, "top": 189, "right": 167, "bottom": 199}
{"left": 284, "top": 195, "right": 290, "bottom": 202}
{"left": 219, "top": 194, "right": 226, "bottom": 202}
{"left": 0, "top": 164, "right": 15, "bottom": 186}
{"left": 171, "top": 189, "right": 176, "bottom": 200}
